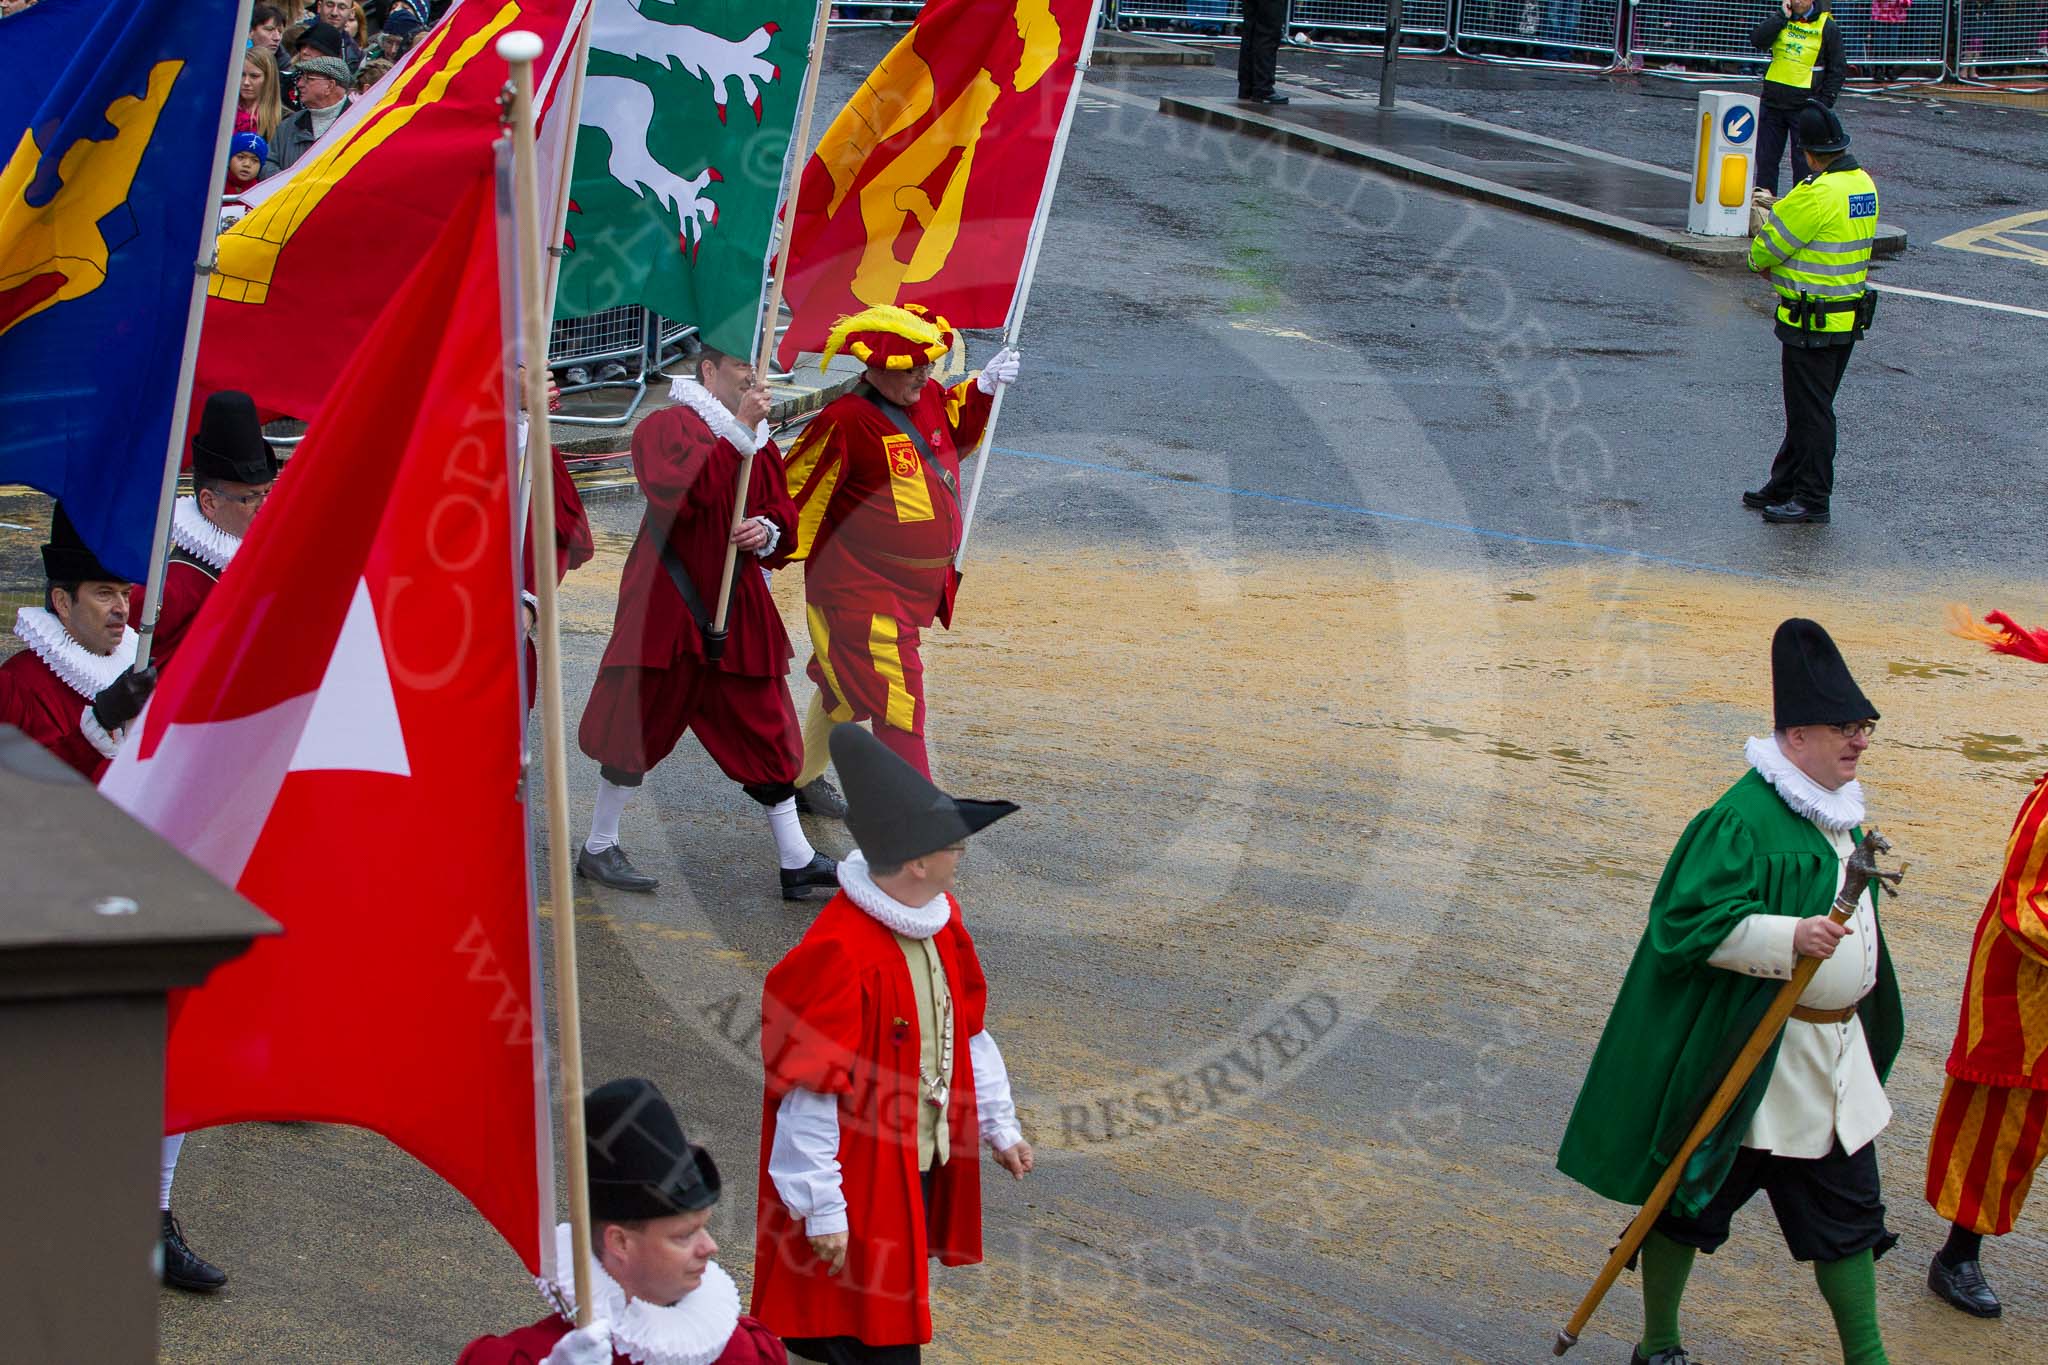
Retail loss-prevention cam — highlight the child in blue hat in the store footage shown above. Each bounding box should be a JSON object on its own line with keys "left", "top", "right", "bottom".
{"left": 226, "top": 131, "right": 268, "bottom": 194}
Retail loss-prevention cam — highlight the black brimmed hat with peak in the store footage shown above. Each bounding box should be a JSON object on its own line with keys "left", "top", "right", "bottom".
{"left": 190, "top": 391, "right": 279, "bottom": 486}
{"left": 584, "top": 1078, "right": 720, "bottom": 1221}
{"left": 41, "top": 503, "right": 122, "bottom": 585}
{"left": 831, "top": 724, "right": 1017, "bottom": 864}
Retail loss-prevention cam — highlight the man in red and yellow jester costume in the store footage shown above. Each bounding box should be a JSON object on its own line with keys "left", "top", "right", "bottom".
{"left": 1925, "top": 608, "right": 2048, "bottom": 1320}
{"left": 780, "top": 305, "right": 1020, "bottom": 781}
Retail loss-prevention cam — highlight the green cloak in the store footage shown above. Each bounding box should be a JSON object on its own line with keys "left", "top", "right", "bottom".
{"left": 1555, "top": 768, "right": 1904, "bottom": 1218}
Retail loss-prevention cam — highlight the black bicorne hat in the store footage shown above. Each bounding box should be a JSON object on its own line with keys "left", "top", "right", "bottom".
{"left": 1772, "top": 618, "right": 1878, "bottom": 729}
{"left": 40, "top": 503, "right": 122, "bottom": 585}
{"left": 831, "top": 723, "right": 1017, "bottom": 865}
{"left": 584, "top": 1078, "right": 720, "bottom": 1222}
{"left": 190, "top": 391, "right": 279, "bottom": 486}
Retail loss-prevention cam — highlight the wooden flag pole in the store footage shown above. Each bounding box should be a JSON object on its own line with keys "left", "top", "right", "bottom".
{"left": 135, "top": 0, "right": 260, "bottom": 672}
{"left": 702, "top": 0, "right": 835, "bottom": 662}
{"left": 501, "top": 29, "right": 595, "bottom": 1329}
{"left": 954, "top": 0, "right": 1105, "bottom": 572}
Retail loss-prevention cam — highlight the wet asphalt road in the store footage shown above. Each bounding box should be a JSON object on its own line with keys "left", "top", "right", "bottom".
{"left": 139, "top": 31, "right": 2048, "bottom": 1365}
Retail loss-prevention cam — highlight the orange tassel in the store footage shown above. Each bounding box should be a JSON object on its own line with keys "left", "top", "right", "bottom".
{"left": 1948, "top": 604, "right": 2048, "bottom": 665}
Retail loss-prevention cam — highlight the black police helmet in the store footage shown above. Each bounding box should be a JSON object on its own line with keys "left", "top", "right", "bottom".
{"left": 1796, "top": 101, "right": 1850, "bottom": 156}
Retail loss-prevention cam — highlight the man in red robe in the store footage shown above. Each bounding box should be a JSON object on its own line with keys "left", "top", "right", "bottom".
{"left": 754, "top": 724, "right": 1034, "bottom": 1363}
{"left": 574, "top": 343, "right": 835, "bottom": 900}
{"left": 459, "top": 1077, "right": 786, "bottom": 1365}
{"left": 0, "top": 503, "right": 156, "bottom": 782}
{"left": 0, "top": 505, "right": 227, "bottom": 1293}
{"left": 1925, "top": 608, "right": 2048, "bottom": 1319}
{"left": 130, "top": 390, "right": 279, "bottom": 670}
{"left": 780, "top": 305, "right": 1020, "bottom": 782}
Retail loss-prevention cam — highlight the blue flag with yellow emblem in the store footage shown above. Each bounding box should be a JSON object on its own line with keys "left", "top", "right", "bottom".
{"left": 0, "top": 0, "right": 243, "bottom": 583}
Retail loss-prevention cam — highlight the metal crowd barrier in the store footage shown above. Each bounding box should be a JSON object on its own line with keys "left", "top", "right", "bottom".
{"left": 824, "top": 1, "right": 926, "bottom": 26}
{"left": 1116, "top": 0, "right": 1246, "bottom": 32}
{"left": 1289, "top": 0, "right": 1453, "bottom": 49}
{"left": 1627, "top": 0, "right": 1946, "bottom": 74}
{"left": 1454, "top": 0, "right": 1627, "bottom": 65}
{"left": 1958, "top": 0, "right": 2048, "bottom": 72}
{"left": 548, "top": 305, "right": 650, "bottom": 428}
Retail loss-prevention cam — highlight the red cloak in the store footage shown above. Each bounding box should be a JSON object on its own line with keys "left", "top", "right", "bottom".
{"left": 457, "top": 1312, "right": 786, "bottom": 1365}
{"left": 129, "top": 558, "right": 216, "bottom": 672}
{"left": 0, "top": 647, "right": 109, "bottom": 781}
{"left": 753, "top": 892, "right": 989, "bottom": 1347}
{"left": 595, "top": 404, "right": 796, "bottom": 679}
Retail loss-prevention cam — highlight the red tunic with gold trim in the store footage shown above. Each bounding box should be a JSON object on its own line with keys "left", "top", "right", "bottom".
{"left": 1926, "top": 771, "right": 2048, "bottom": 1234}
{"left": 782, "top": 377, "right": 993, "bottom": 630}
{"left": 752, "top": 891, "right": 989, "bottom": 1347}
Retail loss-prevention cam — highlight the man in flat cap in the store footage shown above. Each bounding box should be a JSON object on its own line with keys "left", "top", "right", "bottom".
{"left": 779, "top": 303, "right": 1020, "bottom": 783}
{"left": 459, "top": 1078, "right": 785, "bottom": 1364}
{"left": 265, "top": 44, "right": 352, "bottom": 174}
{"left": 1558, "top": 618, "right": 1902, "bottom": 1365}
{"left": 1924, "top": 608, "right": 2048, "bottom": 1319}
{"left": 753, "top": 725, "right": 1032, "bottom": 1364}
{"left": 131, "top": 391, "right": 278, "bottom": 670}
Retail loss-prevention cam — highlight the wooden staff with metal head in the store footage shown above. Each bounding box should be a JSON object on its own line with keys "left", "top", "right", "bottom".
{"left": 1553, "top": 830, "right": 1907, "bottom": 1355}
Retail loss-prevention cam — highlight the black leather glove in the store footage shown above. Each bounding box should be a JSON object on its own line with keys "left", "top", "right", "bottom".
{"left": 91, "top": 664, "right": 158, "bottom": 733}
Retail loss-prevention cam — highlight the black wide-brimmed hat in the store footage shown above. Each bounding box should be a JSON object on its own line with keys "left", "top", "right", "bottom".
{"left": 41, "top": 503, "right": 122, "bottom": 585}
{"left": 832, "top": 723, "right": 1017, "bottom": 865}
{"left": 1796, "top": 100, "right": 1850, "bottom": 155}
{"left": 585, "top": 1078, "right": 720, "bottom": 1221}
{"left": 1772, "top": 618, "right": 1877, "bottom": 729}
{"left": 191, "top": 391, "right": 279, "bottom": 486}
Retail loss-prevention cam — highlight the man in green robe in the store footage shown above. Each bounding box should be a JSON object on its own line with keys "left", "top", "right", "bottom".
{"left": 1557, "top": 618, "right": 1904, "bottom": 1365}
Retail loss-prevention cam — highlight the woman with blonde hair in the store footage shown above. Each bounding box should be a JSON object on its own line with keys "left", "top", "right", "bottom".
{"left": 237, "top": 47, "right": 284, "bottom": 143}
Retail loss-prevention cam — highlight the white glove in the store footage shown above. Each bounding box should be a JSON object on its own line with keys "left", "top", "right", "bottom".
{"left": 976, "top": 346, "right": 1021, "bottom": 395}
{"left": 541, "top": 1319, "right": 613, "bottom": 1365}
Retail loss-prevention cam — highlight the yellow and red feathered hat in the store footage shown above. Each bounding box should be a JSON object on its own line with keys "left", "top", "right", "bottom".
{"left": 819, "top": 302, "right": 955, "bottom": 372}
{"left": 1949, "top": 606, "right": 2048, "bottom": 665}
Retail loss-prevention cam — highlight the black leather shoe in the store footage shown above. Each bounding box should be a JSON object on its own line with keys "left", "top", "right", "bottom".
{"left": 1628, "top": 1349, "right": 1689, "bottom": 1365}
{"left": 161, "top": 1210, "right": 227, "bottom": 1293}
{"left": 794, "top": 778, "right": 847, "bottom": 820}
{"left": 1762, "top": 498, "right": 1829, "bottom": 524}
{"left": 1929, "top": 1254, "right": 2002, "bottom": 1318}
{"left": 1741, "top": 488, "right": 1778, "bottom": 509}
{"left": 576, "top": 843, "right": 658, "bottom": 892}
{"left": 1247, "top": 93, "right": 1291, "bottom": 105}
{"left": 780, "top": 853, "right": 838, "bottom": 901}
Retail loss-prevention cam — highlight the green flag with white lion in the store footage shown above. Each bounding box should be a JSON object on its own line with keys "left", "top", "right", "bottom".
{"left": 557, "top": 0, "right": 817, "bottom": 357}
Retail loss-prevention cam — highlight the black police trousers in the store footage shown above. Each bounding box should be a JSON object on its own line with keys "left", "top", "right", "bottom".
{"left": 1237, "top": 0, "right": 1288, "bottom": 99}
{"left": 1758, "top": 339, "right": 1855, "bottom": 514}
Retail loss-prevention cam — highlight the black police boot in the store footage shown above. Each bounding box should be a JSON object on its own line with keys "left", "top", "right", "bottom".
{"left": 1929, "top": 1254, "right": 2002, "bottom": 1318}
{"left": 161, "top": 1210, "right": 228, "bottom": 1293}
{"left": 1762, "top": 498, "right": 1829, "bottom": 524}
{"left": 780, "top": 853, "right": 839, "bottom": 901}
{"left": 794, "top": 777, "right": 847, "bottom": 820}
{"left": 1741, "top": 487, "right": 1781, "bottom": 509}
{"left": 576, "top": 843, "right": 658, "bottom": 893}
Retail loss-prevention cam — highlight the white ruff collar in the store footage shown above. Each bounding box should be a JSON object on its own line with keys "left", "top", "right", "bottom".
{"left": 1746, "top": 735, "right": 1866, "bottom": 833}
{"left": 536, "top": 1224, "right": 741, "bottom": 1365}
{"left": 837, "top": 849, "right": 951, "bottom": 939}
{"left": 12, "top": 607, "right": 138, "bottom": 701}
{"left": 666, "top": 377, "right": 770, "bottom": 455}
{"left": 170, "top": 496, "right": 241, "bottom": 572}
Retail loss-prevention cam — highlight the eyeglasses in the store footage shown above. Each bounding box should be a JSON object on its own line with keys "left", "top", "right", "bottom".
{"left": 211, "top": 487, "right": 271, "bottom": 508}
{"left": 1829, "top": 720, "right": 1878, "bottom": 739}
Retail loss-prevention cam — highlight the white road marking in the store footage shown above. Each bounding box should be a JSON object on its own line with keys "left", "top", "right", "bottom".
{"left": 1870, "top": 282, "right": 2048, "bottom": 321}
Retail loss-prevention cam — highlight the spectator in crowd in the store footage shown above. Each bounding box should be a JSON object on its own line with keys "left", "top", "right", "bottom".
{"left": 265, "top": 54, "right": 351, "bottom": 174}
{"left": 1866, "top": 0, "right": 1911, "bottom": 80}
{"left": 249, "top": 3, "right": 290, "bottom": 58}
{"left": 315, "top": 0, "right": 364, "bottom": 68}
{"left": 354, "top": 58, "right": 391, "bottom": 94}
{"left": 226, "top": 133, "right": 269, "bottom": 194}
{"left": 0, "top": 0, "right": 39, "bottom": 15}
{"left": 1750, "top": 0, "right": 1847, "bottom": 196}
{"left": 379, "top": 7, "right": 424, "bottom": 60}
{"left": 238, "top": 48, "right": 284, "bottom": 143}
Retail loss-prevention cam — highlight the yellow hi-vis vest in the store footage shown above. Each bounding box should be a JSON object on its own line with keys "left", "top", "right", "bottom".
{"left": 1766, "top": 10, "right": 1831, "bottom": 89}
{"left": 1750, "top": 164, "right": 1878, "bottom": 336}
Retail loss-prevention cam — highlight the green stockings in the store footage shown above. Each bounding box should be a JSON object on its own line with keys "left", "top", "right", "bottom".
{"left": 1638, "top": 1230, "right": 1696, "bottom": 1355}
{"left": 1814, "top": 1249, "right": 1888, "bottom": 1365}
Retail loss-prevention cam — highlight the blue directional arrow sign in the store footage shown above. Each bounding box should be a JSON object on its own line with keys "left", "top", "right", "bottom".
{"left": 1722, "top": 105, "right": 1755, "bottom": 145}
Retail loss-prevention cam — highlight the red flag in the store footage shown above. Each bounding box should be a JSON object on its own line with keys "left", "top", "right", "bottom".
{"left": 775, "top": 0, "right": 1096, "bottom": 368}
{"left": 196, "top": 0, "right": 589, "bottom": 421}
{"left": 100, "top": 169, "right": 552, "bottom": 1272}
